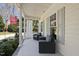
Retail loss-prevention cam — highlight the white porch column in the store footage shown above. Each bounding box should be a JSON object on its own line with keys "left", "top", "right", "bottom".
{"left": 24, "top": 17, "right": 26, "bottom": 40}
{"left": 19, "top": 5, "right": 23, "bottom": 46}
{"left": 26, "top": 19, "right": 33, "bottom": 39}
{"left": 19, "top": 15, "right": 22, "bottom": 46}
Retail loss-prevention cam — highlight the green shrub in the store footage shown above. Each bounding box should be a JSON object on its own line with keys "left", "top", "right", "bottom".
{"left": 8, "top": 25, "right": 17, "bottom": 32}
{"left": 15, "top": 33, "right": 19, "bottom": 45}
{"left": 0, "top": 31, "right": 19, "bottom": 56}
{"left": 2, "top": 39, "right": 8, "bottom": 42}
{"left": 0, "top": 41, "right": 14, "bottom": 56}
{"left": 8, "top": 39, "right": 18, "bottom": 49}
{"left": 0, "top": 28, "right": 3, "bottom": 32}
{"left": 0, "top": 41, "right": 2, "bottom": 45}
{"left": 0, "top": 16, "right": 5, "bottom": 31}
{"left": 16, "top": 27, "right": 19, "bottom": 33}
{"left": 0, "top": 38, "right": 19, "bottom": 56}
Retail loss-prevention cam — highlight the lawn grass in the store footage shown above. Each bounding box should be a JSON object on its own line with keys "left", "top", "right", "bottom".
{"left": 0, "top": 32, "right": 15, "bottom": 35}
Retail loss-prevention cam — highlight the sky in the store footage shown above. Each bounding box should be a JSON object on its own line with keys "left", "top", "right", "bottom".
{"left": 0, "top": 3, "right": 20, "bottom": 16}
{"left": 0, "top": 3, "right": 20, "bottom": 23}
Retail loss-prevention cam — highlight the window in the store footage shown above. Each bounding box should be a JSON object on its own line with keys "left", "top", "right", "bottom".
{"left": 50, "top": 13, "right": 56, "bottom": 35}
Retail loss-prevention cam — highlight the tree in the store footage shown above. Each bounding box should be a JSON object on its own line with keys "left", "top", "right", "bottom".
{"left": 32, "top": 20, "right": 39, "bottom": 32}
{"left": 0, "top": 16, "right": 5, "bottom": 31}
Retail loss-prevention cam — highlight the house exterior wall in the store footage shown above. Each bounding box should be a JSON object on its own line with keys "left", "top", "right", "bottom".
{"left": 65, "top": 4, "right": 79, "bottom": 56}
{"left": 39, "top": 4, "right": 65, "bottom": 55}
{"left": 39, "top": 4, "right": 79, "bottom": 56}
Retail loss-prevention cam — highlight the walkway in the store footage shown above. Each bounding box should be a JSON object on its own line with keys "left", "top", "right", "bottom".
{"left": 13, "top": 38, "right": 61, "bottom": 56}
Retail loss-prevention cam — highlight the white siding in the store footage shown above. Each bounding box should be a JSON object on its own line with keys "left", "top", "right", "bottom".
{"left": 65, "top": 4, "right": 79, "bottom": 56}
{"left": 40, "top": 4, "right": 79, "bottom": 56}
{"left": 40, "top": 4, "right": 65, "bottom": 55}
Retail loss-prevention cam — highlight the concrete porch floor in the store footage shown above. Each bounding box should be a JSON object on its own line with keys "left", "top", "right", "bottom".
{"left": 13, "top": 38, "right": 62, "bottom": 56}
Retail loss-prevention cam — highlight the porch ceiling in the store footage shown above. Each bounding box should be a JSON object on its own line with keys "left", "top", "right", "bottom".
{"left": 21, "top": 3, "right": 52, "bottom": 18}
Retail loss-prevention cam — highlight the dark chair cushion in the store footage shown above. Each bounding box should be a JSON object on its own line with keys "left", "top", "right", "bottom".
{"left": 39, "top": 41, "right": 55, "bottom": 53}
{"left": 39, "top": 36, "right": 46, "bottom": 40}
{"left": 33, "top": 34, "right": 38, "bottom": 40}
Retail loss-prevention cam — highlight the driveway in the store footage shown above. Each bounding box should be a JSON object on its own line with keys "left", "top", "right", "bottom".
{"left": 0, "top": 33, "right": 15, "bottom": 40}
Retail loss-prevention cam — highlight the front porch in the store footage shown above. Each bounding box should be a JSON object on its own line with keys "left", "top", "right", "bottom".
{"left": 13, "top": 38, "right": 61, "bottom": 56}
{"left": 15, "top": 3, "right": 64, "bottom": 56}
{"left": 0, "top": 3, "right": 79, "bottom": 56}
